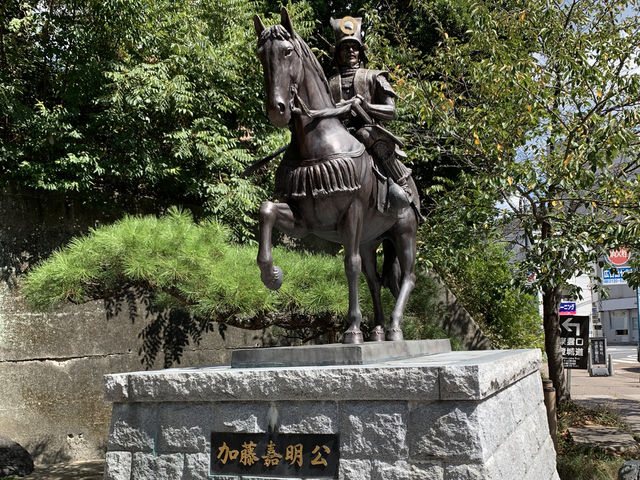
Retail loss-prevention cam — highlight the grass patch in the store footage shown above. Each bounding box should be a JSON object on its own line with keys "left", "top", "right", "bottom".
{"left": 557, "top": 401, "right": 639, "bottom": 480}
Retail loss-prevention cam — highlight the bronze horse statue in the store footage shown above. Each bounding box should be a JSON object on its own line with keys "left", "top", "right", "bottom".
{"left": 253, "top": 9, "right": 420, "bottom": 344}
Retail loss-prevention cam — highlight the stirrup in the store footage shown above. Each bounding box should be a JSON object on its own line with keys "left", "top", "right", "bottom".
{"left": 387, "top": 179, "right": 410, "bottom": 210}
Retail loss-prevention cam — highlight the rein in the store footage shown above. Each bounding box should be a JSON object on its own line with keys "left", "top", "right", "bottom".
{"left": 290, "top": 84, "right": 313, "bottom": 117}
{"left": 289, "top": 78, "right": 353, "bottom": 120}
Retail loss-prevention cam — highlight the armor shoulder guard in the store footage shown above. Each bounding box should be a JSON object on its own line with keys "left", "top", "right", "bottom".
{"left": 372, "top": 70, "right": 398, "bottom": 99}
{"left": 356, "top": 69, "right": 397, "bottom": 100}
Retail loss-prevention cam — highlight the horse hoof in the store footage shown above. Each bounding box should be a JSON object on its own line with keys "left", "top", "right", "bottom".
{"left": 386, "top": 327, "right": 404, "bottom": 342}
{"left": 343, "top": 330, "right": 364, "bottom": 344}
{"left": 262, "top": 265, "right": 283, "bottom": 291}
{"left": 369, "top": 326, "right": 385, "bottom": 342}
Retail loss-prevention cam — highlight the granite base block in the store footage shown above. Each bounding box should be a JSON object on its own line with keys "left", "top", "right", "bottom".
{"left": 103, "top": 349, "right": 559, "bottom": 480}
{"left": 231, "top": 339, "right": 451, "bottom": 368}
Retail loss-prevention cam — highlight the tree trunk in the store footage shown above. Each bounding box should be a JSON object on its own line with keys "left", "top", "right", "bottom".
{"left": 0, "top": 0, "right": 6, "bottom": 71}
{"left": 542, "top": 285, "right": 569, "bottom": 404}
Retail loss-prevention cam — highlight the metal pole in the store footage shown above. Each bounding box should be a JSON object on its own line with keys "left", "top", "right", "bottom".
{"left": 542, "top": 379, "right": 558, "bottom": 452}
{"left": 636, "top": 287, "right": 640, "bottom": 362}
{"left": 608, "top": 353, "right": 614, "bottom": 377}
{"left": 566, "top": 368, "right": 571, "bottom": 395}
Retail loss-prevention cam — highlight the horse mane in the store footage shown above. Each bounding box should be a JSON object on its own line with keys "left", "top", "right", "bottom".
{"left": 258, "top": 24, "right": 333, "bottom": 105}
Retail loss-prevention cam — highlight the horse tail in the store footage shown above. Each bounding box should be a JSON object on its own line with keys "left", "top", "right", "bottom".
{"left": 381, "top": 239, "right": 401, "bottom": 299}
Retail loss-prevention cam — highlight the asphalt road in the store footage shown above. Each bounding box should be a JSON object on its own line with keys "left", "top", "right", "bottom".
{"left": 608, "top": 344, "right": 639, "bottom": 364}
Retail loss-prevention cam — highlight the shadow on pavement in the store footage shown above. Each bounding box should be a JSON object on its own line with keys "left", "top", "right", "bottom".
{"left": 576, "top": 397, "right": 640, "bottom": 432}
{"left": 22, "top": 460, "right": 104, "bottom": 480}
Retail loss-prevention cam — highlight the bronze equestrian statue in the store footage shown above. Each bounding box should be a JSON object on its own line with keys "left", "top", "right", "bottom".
{"left": 253, "top": 9, "right": 422, "bottom": 343}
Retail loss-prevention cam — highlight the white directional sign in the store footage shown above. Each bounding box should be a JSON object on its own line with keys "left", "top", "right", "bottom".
{"left": 562, "top": 318, "right": 582, "bottom": 337}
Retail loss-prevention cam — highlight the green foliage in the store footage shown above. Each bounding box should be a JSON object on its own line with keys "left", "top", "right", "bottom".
{"left": 388, "top": 0, "right": 640, "bottom": 399}
{"left": 0, "top": 0, "right": 317, "bottom": 241}
{"left": 558, "top": 401, "right": 629, "bottom": 433}
{"left": 24, "top": 207, "right": 349, "bottom": 320}
{"left": 358, "top": 0, "right": 539, "bottom": 193}
{"left": 420, "top": 0, "right": 640, "bottom": 294}
{"left": 451, "top": 245, "right": 542, "bottom": 350}
{"left": 9, "top": 0, "right": 640, "bottom": 374}
{"left": 401, "top": 272, "right": 461, "bottom": 350}
{"left": 557, "top": 453, "right": 624, "bottom": 480}
{"left": 422, "top": 230, "right": 543, "bottom": 349}
{"left": 368, "top": 0, "right": 640, "bottom": 296}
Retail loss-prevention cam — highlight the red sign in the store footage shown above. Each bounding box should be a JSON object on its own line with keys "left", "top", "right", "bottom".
{"left": 607, "top": 248, "right": 631, "bottom": 266}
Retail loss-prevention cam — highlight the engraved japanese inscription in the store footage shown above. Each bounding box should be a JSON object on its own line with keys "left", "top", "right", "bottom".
{"left": 211, "top": 432, "right": 339, "bottom": 478}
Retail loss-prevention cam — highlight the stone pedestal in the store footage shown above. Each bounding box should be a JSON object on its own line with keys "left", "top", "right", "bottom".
{"left": 102, "top": 345, "right": 559, "bottom": 480}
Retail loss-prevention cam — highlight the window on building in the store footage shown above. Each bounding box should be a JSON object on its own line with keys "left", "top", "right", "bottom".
{"left": 611, "top": 310, "right": 629, "bottom": 338}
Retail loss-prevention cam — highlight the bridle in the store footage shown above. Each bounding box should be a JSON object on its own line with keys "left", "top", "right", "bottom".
{"left": 264, "top": 32, "right": 348, "bottom": 121}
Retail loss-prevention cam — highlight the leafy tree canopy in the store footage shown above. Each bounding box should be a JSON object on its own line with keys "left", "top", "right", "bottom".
{"left": 0, "top": 0, "right": 310, "bottom": 241}
{"left": 15, "top": 0, "right": 640, "bottom": 380}
{"left": 409, "top": 0, "right": 640, "bottom": 402}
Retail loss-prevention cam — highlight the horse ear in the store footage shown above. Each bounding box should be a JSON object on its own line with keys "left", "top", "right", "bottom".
{"left": 254, "top": 14, "right": 266, "bottom": 37}
{"left": 280, "top": 7, "right": 295, "bottom": 36}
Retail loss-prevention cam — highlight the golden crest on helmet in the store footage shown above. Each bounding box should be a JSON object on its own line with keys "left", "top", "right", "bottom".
{"left": 340, "top": 16, "right": 358, "bottom": 35}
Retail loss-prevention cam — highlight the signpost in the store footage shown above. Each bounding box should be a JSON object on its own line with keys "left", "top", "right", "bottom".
{"left": 590, "top": 337, "right": 607, "bottom": 366}
{"left": 602, "top": 267, "right": 633, "bottom": 285}
{"left": 604, "top": 248, "right": 638, "bottom": 361}
{"left": 560, "top": 315, "right": 589, "bottom": 370}
{"left": 603, "top": 247, "right": 633, "bottom": 285}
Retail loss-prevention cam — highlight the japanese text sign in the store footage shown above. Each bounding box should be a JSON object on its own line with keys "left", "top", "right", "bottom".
{"left": 559, "top": 302, "right": 576, "bottom": 316}
{"left": 590, "top": 337, "right": 607, "bottom": 366}
{"left": 602, "top": 267, "right": 633, "bottom": 285}
{"left": 607, "top": 248, "right": 631, "bottom": 266}
{"left": 211, "top": 432, "right": 339, "bottom": 478}
{"left": 561, "top": 315, "right": 589, "bottom": 369}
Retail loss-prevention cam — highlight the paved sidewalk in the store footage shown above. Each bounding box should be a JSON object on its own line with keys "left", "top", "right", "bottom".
{"left": 568, "top": 356, "right": 640, "bottom": 433}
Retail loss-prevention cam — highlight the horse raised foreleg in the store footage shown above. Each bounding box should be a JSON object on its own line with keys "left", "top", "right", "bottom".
{"left": 361, "top": 243, "right": 385, "bottom": 342}
{"left": 387, "top": 217, "right": 417, "bottom": 341}
{"left": 340, "top": 202, "right": 364, "bottom": 344}
{"left": 257, "top": 201, "right": 305, "bottom": 290}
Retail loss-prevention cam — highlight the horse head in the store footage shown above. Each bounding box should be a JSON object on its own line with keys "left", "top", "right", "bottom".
{"left": 254, "top": 9, "right": 304, "bottom": 128}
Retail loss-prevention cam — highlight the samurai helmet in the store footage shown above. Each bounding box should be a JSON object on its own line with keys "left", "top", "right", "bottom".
{"left": 331, "top": 16, "right": 363, "bottom": 47}
{"left": 330, "top": 16, "right": 368, "bottom": 66}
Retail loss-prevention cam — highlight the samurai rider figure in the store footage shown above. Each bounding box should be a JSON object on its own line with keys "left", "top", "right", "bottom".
{"left": 329, "top": 15, "right": 421, "bottom": 217}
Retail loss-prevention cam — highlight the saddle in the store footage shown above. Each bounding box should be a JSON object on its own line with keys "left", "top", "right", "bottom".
{"left": 274, "top": 144, "right": 410, "bottom": 219}
{"left": 274, "top": 145, "right": 366, "bottom": 200}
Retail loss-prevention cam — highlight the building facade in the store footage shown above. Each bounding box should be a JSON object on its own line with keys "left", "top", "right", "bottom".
{"left": 593, "top": 251, "right": 639, "bottom": 344}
